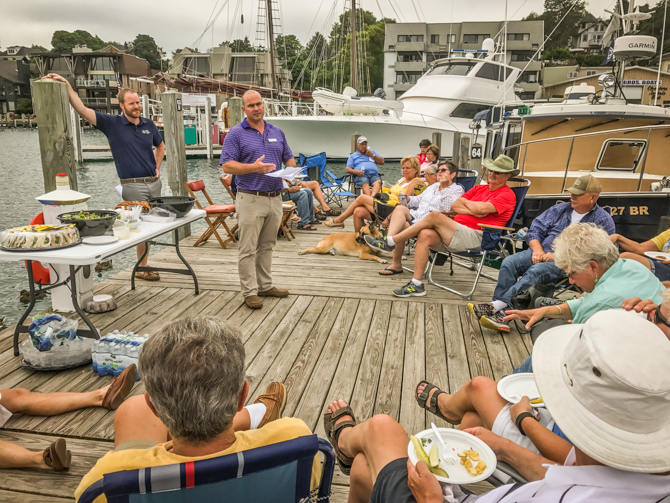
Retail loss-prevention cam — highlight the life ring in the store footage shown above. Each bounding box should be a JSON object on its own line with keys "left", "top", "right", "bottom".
{"left": 25, "top": 213, "right": 51, "bottom": 285}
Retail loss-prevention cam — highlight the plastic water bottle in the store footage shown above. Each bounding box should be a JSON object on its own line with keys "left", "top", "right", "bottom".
{"left": 399, "top": 193, "right": 407, "bottom": 207}
{"left": 165, "top": 185, "right": 173, "bottom": 197}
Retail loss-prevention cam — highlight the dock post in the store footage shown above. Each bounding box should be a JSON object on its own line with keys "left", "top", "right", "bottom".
{"left": 229, "top": 96, "right": 243, "bottom": 127}
{"left": 142, "top": 94, "right": 150, "bottom": 119}
{"left": 32, "top": 79, "right": 78, "bottom": 192}
{"left": 161, "top": 91, "right": 190, "bottom": 238}
{"left": 70, "top": 107, "right": 83, "bottom": 164}
{"left": 452, "top": 132, "right": 461, "bottom": 166}
{"left": 351, "top": 132, "right": 360, "bottom": 153}
{"left": 431, "top": 132, "right": 442, "bottom": 154}
{"left": 205, "top": 97, "right": 213, "bottom": 160}
{"left": 459, "top": 136, "right": 470, "bottom": 171}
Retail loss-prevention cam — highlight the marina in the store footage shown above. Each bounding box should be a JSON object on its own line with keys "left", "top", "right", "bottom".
{"left": 0, "top": 212, "right": 531, "bottom": 501}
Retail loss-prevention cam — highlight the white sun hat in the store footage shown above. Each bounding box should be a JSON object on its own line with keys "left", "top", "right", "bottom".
{"left": 532, "top": 309, "right": 670, "bottom": 472}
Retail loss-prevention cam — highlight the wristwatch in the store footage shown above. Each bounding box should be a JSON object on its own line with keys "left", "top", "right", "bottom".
{"left": 515, "top": 411, "right": 538, "bottom": 436}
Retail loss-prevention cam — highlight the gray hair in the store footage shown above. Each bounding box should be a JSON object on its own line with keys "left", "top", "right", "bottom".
{"left": 138, "top": 317, "right": 246, "bottom": 445}
{"left": 553, "top": 223, "right": 619, "bottom": 273}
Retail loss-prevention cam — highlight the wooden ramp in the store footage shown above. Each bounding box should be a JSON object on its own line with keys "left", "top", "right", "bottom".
{"left": 0, "top": 212, "right": 529, "bottom": 501}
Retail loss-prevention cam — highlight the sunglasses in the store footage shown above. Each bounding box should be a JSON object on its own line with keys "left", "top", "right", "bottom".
{"left": 437, "top": 168, "right": 452, "bottom": 173}
{"left": 648, "top": 308, "right": 670, "bottom": 329}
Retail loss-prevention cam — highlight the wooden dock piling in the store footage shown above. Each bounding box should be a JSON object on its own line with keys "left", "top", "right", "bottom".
{"left": 228, "top": 96, "right": 243, "bottom": 127}
{"left": 32, "top": 78, "right": 78, "bottom": 192}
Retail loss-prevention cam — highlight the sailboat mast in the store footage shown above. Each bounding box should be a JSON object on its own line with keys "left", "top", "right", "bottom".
{"left": 350, "top": 0, "right": 358, "bottom": 90}
{"left": 266, "top": 0, "right": 278, "bottom": 93}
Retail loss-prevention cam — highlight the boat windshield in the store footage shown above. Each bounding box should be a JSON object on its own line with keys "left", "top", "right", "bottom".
{"left": 425, "top": 61, "right": 476, "bottom": 77}
{"left": 565, "top": 92, "right": 591, "bottom": 100}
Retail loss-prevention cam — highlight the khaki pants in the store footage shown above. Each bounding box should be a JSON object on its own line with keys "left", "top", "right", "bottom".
{"left": 236, "top": 192, "right": 282, "bottom": 297}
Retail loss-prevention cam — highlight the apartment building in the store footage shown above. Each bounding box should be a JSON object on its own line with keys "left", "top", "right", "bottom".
{"left": 169, "top": 46, "right": 291, "bottom": 90}
{"left": 570, "top": 14, "right": 606, "bottom": 54}
{"left": 34, "top": 49, "right": 153, "bottom": 114}
{"left": 384, "top": 20, "right": 544, "bottom": 100}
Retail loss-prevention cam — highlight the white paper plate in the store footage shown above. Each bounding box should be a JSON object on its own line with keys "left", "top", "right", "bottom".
{"left": 407, "top": 428, "right": 497, "bottom": 484}
{"left": 497, "top": 373, "right": 543, "bottom": 408}
{"left": 644, "top": 251, "right": 670, "bottom": 262}
{"left": 82, "top": 236, "right": 118, "bottom": 245}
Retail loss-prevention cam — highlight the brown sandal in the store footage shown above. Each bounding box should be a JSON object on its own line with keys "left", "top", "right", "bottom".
{"left": 102, "top": 364, "right": 138, "bottom": 410}
{"left": 323, "top": 405, "right": 357, "bottom": 475}
{"left": 43, "top": 438, "right": 71, "bottom": 471}
{"left": 415, "top": 380, "right": 460, "bottom": 425}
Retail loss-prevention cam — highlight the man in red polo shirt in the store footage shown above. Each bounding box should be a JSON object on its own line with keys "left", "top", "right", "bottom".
{"left": 365, "top": 155, "right": 517, "bottom": 297}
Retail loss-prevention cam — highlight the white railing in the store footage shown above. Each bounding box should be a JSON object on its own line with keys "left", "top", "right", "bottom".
{"left": 76, "top": 80, "right": 109, "bottom": 88}
{"left": 82, "top": 98, "right": 109, "bottom": 106}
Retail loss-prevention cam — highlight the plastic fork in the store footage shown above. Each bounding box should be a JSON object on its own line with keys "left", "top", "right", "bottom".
{"left": 430, "top": 422, "right": 458, "bottom": 465}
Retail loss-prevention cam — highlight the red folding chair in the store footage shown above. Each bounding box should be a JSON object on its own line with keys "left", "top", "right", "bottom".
{"left": 184, "top": 180, "right": 237, "bottom": 249}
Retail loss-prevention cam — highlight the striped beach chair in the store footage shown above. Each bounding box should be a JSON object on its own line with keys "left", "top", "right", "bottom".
{"left": 79, "top": 435, "right": 335, "bottom": 503}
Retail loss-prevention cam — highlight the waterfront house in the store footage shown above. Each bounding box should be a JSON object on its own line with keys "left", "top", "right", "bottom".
{"left": 0, "top": 57, "right": 31, "bottom": 114}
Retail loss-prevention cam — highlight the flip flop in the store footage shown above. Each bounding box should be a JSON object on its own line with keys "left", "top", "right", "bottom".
{"left": 297, "top": 224, "right": 318, "bottom": 231}
{"left": 415, "top": 380, "right": 460, "bottom": 425}
{"left": 379, "top": 267, "right": 403, "bottom": 276}
{"left": 323, "top": 405, "right": 357, "bottom": 475}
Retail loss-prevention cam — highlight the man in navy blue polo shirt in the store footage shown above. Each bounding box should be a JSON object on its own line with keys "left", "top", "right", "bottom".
{"left": 45, "top": 74, "right": 165, "bottom": 281}
{"left": 220, "top": 90, "right": 294, "bottom": 309}
{"left": 346, "top": 136, "right": 384, "bottom": 197}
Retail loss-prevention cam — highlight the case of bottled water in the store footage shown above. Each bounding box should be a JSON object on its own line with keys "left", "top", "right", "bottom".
{"left": 91, "top": 330, "right": 147, "bottom": 380}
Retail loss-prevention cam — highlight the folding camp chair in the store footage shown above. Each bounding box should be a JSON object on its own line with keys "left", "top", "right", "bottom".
{"left": 184, "top": 180, "right": 237, "bottom": 249}
{"left": 78, "top": 435, "right": 336, "bottom": 503}
{"left": 425, "top": 177, "right": 531, "bottom": 300}
{"left": 298, "top": 152, "right": 357, "bottom": 207}
{"left": 455, "top": 168, "right": 478, "bottom": 193}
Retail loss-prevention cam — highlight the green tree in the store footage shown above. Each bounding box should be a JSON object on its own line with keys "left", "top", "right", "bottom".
{"left": 50, "top": 29, "right": 106, "bottom": 53}
{"left": 130, "top": 34, "right": 162, "bottom": 69}
{"left": 219, "top": 37, "right": 256, "bottom": 52}
{"left": 275, "top": 34, "right": 303, "bottom": 62}
{"left": 16, "top": 98, "right": 33, "bottom": 115}
{"left": 524, "top": 0, "right": 587, "bottom": 51}
{"left": 31, "top": 44, "right": 48, "bottom": 53}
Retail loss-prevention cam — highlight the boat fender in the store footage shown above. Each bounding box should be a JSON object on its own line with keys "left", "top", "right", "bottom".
{"left": 25, "top": 213, "right": 52, "bottom": 285}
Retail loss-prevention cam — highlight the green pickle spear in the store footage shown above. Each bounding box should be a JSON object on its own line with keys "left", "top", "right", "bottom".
{"left": 411, "top": 436, "right": 449, "bottom": 478}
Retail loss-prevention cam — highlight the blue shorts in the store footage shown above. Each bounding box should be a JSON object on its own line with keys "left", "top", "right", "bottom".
{"left": 354, "top": 172, "right": 382, "bottom": 188}
{"left": 649, "top": 258, "right": 670, "bottom": 281}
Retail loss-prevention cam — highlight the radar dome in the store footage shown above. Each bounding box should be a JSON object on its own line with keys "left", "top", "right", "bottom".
{"left": 481, "top": 38, "right": 495, "bottom": 53}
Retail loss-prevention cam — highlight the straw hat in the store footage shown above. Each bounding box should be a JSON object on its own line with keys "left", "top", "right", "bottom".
{"left": 482, "top": 154, "right": 520, "bottom": 176}
{"left": 532, "top": 310, "right": 670, "bottom": 472}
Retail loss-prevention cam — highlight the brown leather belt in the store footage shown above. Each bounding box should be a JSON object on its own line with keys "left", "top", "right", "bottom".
{"left": 120, "top": 176, "right": 158, "bottom": 184}
{"left": 238, "top": 189, "right": 282, "bottom": 198}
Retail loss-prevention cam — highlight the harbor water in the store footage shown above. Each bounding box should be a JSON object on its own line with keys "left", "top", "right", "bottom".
{"left": 0, "top": 128, "right": 402, "bottom": 324}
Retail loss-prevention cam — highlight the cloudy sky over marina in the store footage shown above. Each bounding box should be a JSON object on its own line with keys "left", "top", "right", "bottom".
{"left": 3, "top": 0, "right": 618, "bottom": 54}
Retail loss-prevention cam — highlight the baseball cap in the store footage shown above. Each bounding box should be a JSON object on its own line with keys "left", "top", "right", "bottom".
{"left": 356, "top": 136, "right": 368, "bottom": 144}
{"left": 566, "top": 174, "right": 603, "bottom": 195}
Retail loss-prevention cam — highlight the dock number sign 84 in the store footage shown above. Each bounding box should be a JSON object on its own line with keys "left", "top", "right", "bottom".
{"left": 471, "top": 144, "right": 482, "bottom": 160}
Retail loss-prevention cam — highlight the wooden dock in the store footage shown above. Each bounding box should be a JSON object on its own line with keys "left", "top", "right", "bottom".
{"left": 0, "top": 214, "right": 531, "bottom": 502}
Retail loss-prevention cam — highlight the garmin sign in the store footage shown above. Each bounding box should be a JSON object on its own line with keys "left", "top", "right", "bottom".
{"left": 613, "top": 35, "right": 658, "bottom": 59}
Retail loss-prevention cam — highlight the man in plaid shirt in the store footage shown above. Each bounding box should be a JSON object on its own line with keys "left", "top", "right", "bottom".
{"left": 469, "top": 175, "right": 615, "bottom": 332}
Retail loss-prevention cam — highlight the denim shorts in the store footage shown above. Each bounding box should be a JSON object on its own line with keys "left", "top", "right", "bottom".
{"left": 649, "top": 258, "right": 670, "bottom": 281}
{"left": 354, "top": 172, "right": 382, "bottom": 188}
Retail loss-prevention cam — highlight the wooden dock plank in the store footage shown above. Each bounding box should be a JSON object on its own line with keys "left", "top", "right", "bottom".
{"left": 425, "top": 303, "right": 450, "bottom": 429}
{"left": 398, "top": 302, "right": 426, "bottom": 436}
{"left": 458, "top": 305, "right": 494, "bottom": 380}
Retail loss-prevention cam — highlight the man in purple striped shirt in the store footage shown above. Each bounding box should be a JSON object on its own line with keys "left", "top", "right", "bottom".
{"left": 220, "top": 90, "right": 295, "bottom": 309}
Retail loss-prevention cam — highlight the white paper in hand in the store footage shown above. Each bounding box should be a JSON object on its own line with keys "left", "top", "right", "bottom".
{"left": 264, "top": 166, "right": 304, "bottom": 181}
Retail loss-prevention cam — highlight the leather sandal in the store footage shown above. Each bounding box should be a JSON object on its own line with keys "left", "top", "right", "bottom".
{"left": 415, "top": 380, "right": 460, "bottom": 425}
{"left": 102, "top": 364, "right": 138, "bottom": 410}
{"left": 43, "top": 438, "right": 71, "bottom": 471}
{"left": 323, "top": 405, "right": 357, "bottom": 475}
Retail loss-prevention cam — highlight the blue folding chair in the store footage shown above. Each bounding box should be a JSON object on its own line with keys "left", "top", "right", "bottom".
{"left": 455, "top": 168, "right": 478, "bottom": 193}
{"left": 298, "top": 152, "right": 355, "bottom": 207}
{"left": 426, "top": 177, "right": 531, "bottom": 300}
{"left": 79, "top": 435, "right": 335, "bottom": 503}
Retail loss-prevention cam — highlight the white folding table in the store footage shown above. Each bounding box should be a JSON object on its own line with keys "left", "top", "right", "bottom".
{"left": 0, "top": 209, "right": 206, "bottom": 355}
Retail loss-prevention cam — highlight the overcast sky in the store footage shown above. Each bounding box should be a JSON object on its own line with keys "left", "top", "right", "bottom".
{"left": 2, "top": 0, "right": 623, "bottom": 55}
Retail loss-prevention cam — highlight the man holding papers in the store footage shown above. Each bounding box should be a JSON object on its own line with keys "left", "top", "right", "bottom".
{"left": 220, "top": 90, "right": 295, "bottom": 309}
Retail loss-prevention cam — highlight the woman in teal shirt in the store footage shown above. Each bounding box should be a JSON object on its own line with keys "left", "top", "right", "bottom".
{"left": 505, "top": 222, "right": 665, "bottom": 329}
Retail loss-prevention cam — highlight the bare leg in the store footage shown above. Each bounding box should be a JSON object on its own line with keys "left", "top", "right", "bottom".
{"left": 137, "top": 243, "right": 150, "bottom": 267}
{"left": 371, "top": 180, "right": 382, "bottom": 197}
{"left": 327, "top": 400, "right": 408, "bottom": 503}
{"left": 412, "top": 229, "right": 443, "bottom": 282}
{"left": 114, "top": 395, "right": 253, "bottom": 447}
{"left": 360, "top": 183, "right": 371, "bottom": 196}
{"left": 0, "top": 387, "right": 108, "bottom": 416}
{"left": 620, "top": 252, "right": 653, "bottom": 271}
{"left": 459, "top": 411, "right": 485, "bottom": 431}
{"left": 381, "top": 208, "right": 412, "bottom": 274}
{"left": 0, "top": 440, "right": 48, "bottom": 469}
{"left": 416, "top": 378, "right": 507, "bottom": 429}
{"left": 301, "top": 181, "right": 331, "bottom": 212}
{"left": 392, "top": 211, "right": 458, "bottom": 245}
{"left": 333, "top": 195, "right": 375, "bottom": 224}
{"left": 353, "top": 207, "right": 372, "bottom": 233}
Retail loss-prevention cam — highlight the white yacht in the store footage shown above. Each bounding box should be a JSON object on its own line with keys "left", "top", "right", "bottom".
{"left": 268, "top": 40, "right": 523, "bottom": 160}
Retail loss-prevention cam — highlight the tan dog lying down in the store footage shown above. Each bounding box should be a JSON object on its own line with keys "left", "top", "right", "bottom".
{"left": 299, "top": 224, "right": 388, "bottom": 263}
